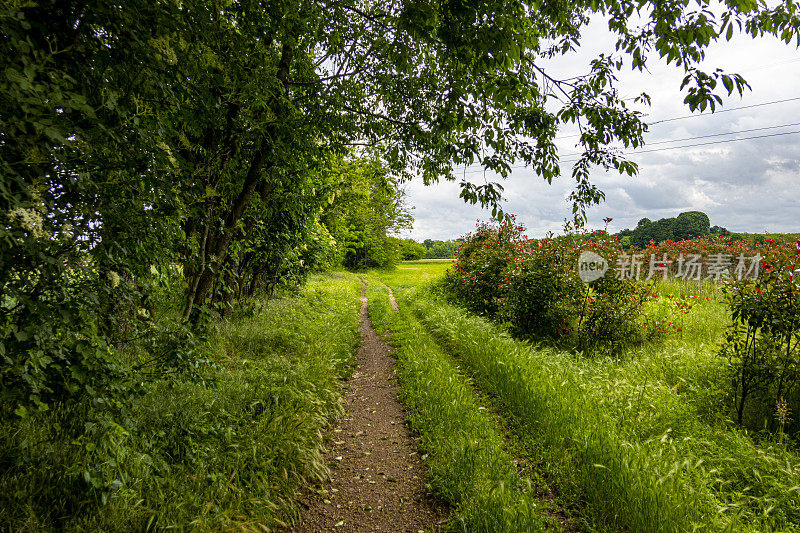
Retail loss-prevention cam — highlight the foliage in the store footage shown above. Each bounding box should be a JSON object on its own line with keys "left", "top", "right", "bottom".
{"left": 443, "top": 219, "right": 524, "bottom": 316}
{"left": 321, "top": 157, "right": 411, "bottom": 270}
{"left": 4, "top": 0, "right": 799, "bottom": 414}
{"left": 499, "top": 239, "right": 583, "bottom": 340}
{"left": 2, "top": 0, "right": 800, "bottom": 524}
{"left": 0, "top": 274, "right": 361, "bottom": 531}
{"left": 0, "top": 0, "right": 186, "bottom": 414}
{"left": 445, "top": 220, "right": 659, "bottom": 354}
{"left": 396, "top": 238, "right": 427, "bottom": 261}
{"left": 575, "top": 276, "right": 653, "bottom": 355}
{"left": 720, "top": 240, "right": 800, "bottom": 436}
{"left": 617, "top": 210, "right": 712, "bottom": 246}
{"left": 422, "top": 239, "right": 460, "bottom": 259}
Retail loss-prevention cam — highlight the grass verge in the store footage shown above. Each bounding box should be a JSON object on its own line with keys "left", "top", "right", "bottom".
{"left": 364, "top": 281, "right": 558, "bottom": 532}
{"left": 410, "top": 292, "right": 800, "bottom": 532}
{"left": 0, "top": 273, "right": 362, "bottom": 531}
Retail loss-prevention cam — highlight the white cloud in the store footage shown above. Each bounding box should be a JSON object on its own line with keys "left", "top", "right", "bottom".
{"left": 400, "top": 17, "right": 800, "bottom": 241}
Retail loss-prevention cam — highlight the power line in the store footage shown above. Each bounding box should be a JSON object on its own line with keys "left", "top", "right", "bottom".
{"left": 460, "top": 129, "right": 800, "bottom": 174}
{"left": 558, "top": 122, "right": 800, "bottom": 158}
{"left": 643, "top": 121, "right": 800, "bottom": 146}
{"left": 553, "top": 96, "right": 800, "bottom": 140}
{"left": 649, "top": 97, "right": 800, "bottom": 124}
{"left": 740, "top": 57, "right": 800, "bottom": 73}
{"left": 453, "top": 97, "right": 800, "bottom": 174}
{"left": 560, "top": 129, "right": 800, "bottom": 162}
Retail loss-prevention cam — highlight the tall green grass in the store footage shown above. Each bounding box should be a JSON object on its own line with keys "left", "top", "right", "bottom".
{"left": 410, "top": 293, "right": 800, "bottom": 532}
{"left": 0, "top": 273, "right": 361, "bottom": 531}
{"left": 365, "top": 282, "right": 558, "bottom": 532}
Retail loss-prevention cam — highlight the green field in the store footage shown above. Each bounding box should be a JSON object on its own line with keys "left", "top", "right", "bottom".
{"left": 4, "top": 261, "right": 798, "bottom": 531}
{"left": 368, "top": 261, "right": 800, "bottom": 532}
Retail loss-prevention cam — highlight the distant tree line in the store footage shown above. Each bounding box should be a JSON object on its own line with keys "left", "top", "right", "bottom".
{"left": 615, "top": 211, "right": 731, "bottom": 247}
{"left": 423, "top": 239, "right": 461, "bottom": 259}
{"left": 386, "top": 238, "right": 461, "bottom": 261}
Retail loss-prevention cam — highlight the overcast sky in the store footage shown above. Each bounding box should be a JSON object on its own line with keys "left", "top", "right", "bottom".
{"left": 399, "top": 17, "right": 800, "bottom": 241}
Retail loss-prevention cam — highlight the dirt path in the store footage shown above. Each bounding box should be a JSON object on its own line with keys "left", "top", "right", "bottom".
{"left": 289, "top": 285, "right": 448, "bottom": 532}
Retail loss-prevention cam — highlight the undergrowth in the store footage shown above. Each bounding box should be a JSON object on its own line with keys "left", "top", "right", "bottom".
{"left": 0, "top": 273, "right": 361, "bottom": 532}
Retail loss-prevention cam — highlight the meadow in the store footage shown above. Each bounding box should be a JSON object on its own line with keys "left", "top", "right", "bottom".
{"left": 367, "top": 259, "right": 800, "bottom": 532}
{"left": 3, "top": 253, "right": 797, "bottom": 531}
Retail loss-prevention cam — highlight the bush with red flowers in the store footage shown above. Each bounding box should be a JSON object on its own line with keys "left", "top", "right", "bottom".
{"left": 443, "top": 218, "right": 523, "bottom": 316}
{"left": 498, "top": 238, "right": 583, "bottom": 340}
{"left": 445, "top": 220, "right": 659, "bottom": 354}
{"left": 719, "top": 240, "right": 800, "bottom": 437}
{"left": 575, "top": 276, "right": 654, "bottom": 354}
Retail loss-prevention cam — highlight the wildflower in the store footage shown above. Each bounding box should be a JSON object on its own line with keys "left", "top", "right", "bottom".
{"left": 775, "top": 397, "right": 792, "bottom": 430}
{"left": 8, "top": 207, "right": 47, "bottom": 239}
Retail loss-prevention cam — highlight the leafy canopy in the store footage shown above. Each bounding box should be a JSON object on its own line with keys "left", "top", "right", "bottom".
{"left": 2, "top": 0, "right": 799, "bottom": 413}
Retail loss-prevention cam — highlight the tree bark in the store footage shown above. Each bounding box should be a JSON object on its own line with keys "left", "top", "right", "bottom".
{"left": 183, "top": 37, "right": 296, "bottom": 323}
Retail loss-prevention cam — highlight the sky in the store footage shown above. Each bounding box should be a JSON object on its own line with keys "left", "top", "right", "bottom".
{"left": 399, "top": 16, "right": 800, "bottom": 241}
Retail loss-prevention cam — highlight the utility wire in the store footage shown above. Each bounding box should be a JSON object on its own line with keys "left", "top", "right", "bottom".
{"left": 649, "top": 97, "right": 800, "bottom": 124}
{"left": 557, "top": 124, "right": 800, "bottom": 158}
{"left": 460, "top": 129, "right": 800, "bottom": 174}
{"left": 454, "top": 99, "right": 800, "bottom": 173}
{"left": 642, "top": 121, "right": 800, "bottom": 146}
{"left": 560, "top": 129, "right": 800, "bottom": 162}
{"left": 553, "top": 96, "right": 800, "bottom": 140}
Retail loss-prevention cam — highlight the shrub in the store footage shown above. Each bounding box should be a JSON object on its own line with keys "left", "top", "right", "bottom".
{"left": 498, "top": 240, "right": 582, "bottom": 339}
{"left": 445, "top": 221, "right": 662, "bottom": 355}
{"left": 575, "top": 276, "right": 652, "bottom": 354}
{"left": 719, "top": 240, "right": 800, "bottom": 436}
{"left": 443, "top": 219, "right": 523, "bottom": 316}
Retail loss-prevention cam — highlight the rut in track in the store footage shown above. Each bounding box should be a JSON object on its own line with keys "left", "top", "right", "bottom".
{"left": 289, "top": 284, "right": 448, "bottom": 532}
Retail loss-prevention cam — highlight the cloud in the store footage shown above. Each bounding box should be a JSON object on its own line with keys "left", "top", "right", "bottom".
{"left": 399, "top": 17, "right": 800, "bottom": 241}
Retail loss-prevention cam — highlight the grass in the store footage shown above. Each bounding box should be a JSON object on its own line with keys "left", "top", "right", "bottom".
{"left": 369, "top": 263, "right": 800, "bottom": 532}
{"left": 363, "top": 278, "right": 559, "bottom": 532}
{"left": 9, "top": 258, "right": 795, "bottom": 531}
{"left": 0, "top": 272, "right": 362, "bottom": 531}
{"left": 378, "top": 260, "right": 454, "bottom": 289}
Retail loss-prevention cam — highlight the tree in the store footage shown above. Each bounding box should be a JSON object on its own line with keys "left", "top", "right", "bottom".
{"left": 397, "top": 239, "right": 428, "bottom": 260}
{"left": 710, "top": 225, "right": 730, "bottom": 235}
{"left": 674, "top": 211, "right": 712, "bottom": 240}
{"left": 321, "top": 158, "right": 411, "bottom": 270}
{"left": 3, "top": 0, "right": 800, "bottom": 412}
{"left": 426, "top": 240, "right": 460, "bottom": 259}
